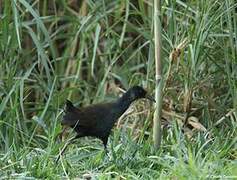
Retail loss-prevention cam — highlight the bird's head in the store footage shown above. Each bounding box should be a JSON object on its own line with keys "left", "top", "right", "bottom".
{"left": 127, "top": 86, "right": 156, "bottom": 103}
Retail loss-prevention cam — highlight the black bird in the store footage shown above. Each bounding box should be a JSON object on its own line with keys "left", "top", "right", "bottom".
{"left": 56, "top": 86, "right": 155, "bottom": 162}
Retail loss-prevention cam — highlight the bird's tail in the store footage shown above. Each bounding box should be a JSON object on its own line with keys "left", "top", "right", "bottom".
{"left": 61, "top": 100, "right": 78, "bottom": 126}
{"left": 65, "top": 99, "right": 75, "bottom": 112}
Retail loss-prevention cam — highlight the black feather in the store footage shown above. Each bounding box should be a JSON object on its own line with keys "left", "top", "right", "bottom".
{"left": 65, "top": 99, "right": 75, "bottom": 112}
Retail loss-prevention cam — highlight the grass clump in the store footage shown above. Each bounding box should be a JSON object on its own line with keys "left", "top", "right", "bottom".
{"left": 0, "top": 0, "right": 236, "bottom": 179}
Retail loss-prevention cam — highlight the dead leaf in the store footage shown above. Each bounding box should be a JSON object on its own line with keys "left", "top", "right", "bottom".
{"left": 188, "top": 116, "right": 207, "bottom": 131}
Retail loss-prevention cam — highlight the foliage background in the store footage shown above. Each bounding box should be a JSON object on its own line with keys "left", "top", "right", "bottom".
{"left": 0, "top": 0, "right": 236, "bottom": 178}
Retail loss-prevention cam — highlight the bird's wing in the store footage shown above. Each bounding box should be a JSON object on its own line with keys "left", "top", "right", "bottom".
{"left": 62, "top": 101, "right": 114, "bottom": 128}
{"left": 77, "top": 103, "right": 114, "bottom": 127}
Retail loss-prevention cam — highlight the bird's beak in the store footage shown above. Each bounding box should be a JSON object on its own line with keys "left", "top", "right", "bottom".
{"left": 145, "top": 94, "right": 156, "bottom": 103}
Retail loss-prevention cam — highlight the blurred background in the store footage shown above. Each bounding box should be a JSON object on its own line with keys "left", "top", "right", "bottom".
{"left": 0, "top": 0, "right": 236, "bottom": 178}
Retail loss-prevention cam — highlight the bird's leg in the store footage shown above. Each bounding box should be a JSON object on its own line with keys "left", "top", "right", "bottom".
{"left": 104, "top": 144, "right": 108, "bottom": 155}
{"left": 102, "top": 137, "right": 109, "bottom": 155}
{"left": 56, "top": 134, "right": 80, "bottom": 163}
{"left": 56, "top": 126, "right": 69, "bottom": 141}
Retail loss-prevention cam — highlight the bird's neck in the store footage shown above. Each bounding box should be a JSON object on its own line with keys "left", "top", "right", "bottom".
{"left": 115, "top": 92, "right": 134, "bottom": 115}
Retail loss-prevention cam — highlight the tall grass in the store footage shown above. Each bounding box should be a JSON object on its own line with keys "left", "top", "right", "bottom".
{"left": 0, "top": 0, "right": 236, "bottom": 178}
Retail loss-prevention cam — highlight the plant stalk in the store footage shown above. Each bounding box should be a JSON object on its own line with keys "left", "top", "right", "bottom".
{"left": 153, "top": 0, "right": 162, "bottom": 150}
